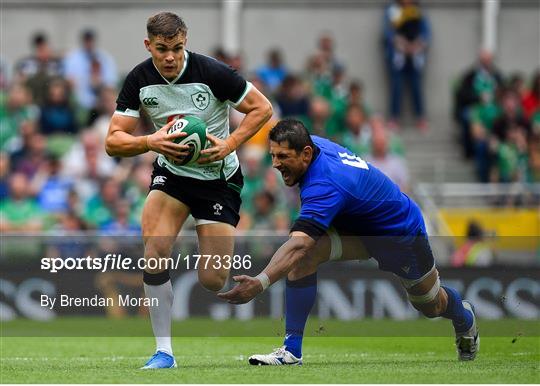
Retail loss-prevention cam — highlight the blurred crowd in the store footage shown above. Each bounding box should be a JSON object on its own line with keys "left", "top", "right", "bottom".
{"left": 454, "top": 50, "right": 540, "bottom": 184}
{"left": 0, "top": 20, "right": 414, "bottom": 234}
{"left": 1, "top": 0, "right": 537, "bottom": 235}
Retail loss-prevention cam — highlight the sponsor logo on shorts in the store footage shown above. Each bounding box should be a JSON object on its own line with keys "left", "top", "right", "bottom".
{"left": 152, "top": 176, "right": 167, "bottom": 185}
{"left": 213, "top": 203, "right": 223, "bottom": 216}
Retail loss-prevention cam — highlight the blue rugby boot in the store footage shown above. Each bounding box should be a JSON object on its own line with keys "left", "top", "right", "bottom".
{"left": 141, "top": 351, "right": 177, "bottom": 369}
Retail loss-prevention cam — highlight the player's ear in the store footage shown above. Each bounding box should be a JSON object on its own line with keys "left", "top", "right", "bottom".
{"left": 302, "top": 146, "right": 313, "bottom": 161}
{"left": 144, "top": 38, "right": 151, "bottom": 52}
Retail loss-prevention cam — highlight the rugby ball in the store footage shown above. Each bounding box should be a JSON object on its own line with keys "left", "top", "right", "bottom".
{"left": 167, "top": 116, "right": 207, "bottom": 165}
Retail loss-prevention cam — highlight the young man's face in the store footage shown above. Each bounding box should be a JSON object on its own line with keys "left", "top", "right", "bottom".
{"left": 145, "top": 33, "right": 187, "bottom": 80}
{"left": 269, "top": 140, "right": 312, "bottom": 186}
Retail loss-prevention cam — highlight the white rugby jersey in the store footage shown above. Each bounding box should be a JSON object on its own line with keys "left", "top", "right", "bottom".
{"left": 115, "top": 51, "right": 252, "bottom": 180}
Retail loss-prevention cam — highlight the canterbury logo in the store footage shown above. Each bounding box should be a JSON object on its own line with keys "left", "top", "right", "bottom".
{"left": 142, "top": 97, "right": 158, "bottom": 107}
{"left": 152, "top": 176, "right": 166, "bottom": 185}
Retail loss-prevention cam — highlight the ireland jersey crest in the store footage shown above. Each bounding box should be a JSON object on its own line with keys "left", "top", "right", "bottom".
{"left": 191, "top": 92, "right": 210, "bottom": 110}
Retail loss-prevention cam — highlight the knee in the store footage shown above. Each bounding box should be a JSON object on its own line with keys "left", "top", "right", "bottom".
{"left": 199, "top": 272, "right": 227, "bottom": 292}
{"left": 143, "top": 246, "right": 171, "bottom": 275}
{"left": 287, "top": 265, "right": 317, "bottom": 282}
{"left": 412, "top": 300, "right": 445, "bottom": 319}
{"left": 420, "top": 306, "right": 441, "bottom": 319}
{"left": 144, "top": 242, "right": 169, "bottom": 260}
{"left": 287, "top": 267, "right": 304, "bottom": 282}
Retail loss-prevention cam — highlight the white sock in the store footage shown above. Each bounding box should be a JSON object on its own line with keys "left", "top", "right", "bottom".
{"left": 144, "top": 280, "right": 173, "bottom": 356}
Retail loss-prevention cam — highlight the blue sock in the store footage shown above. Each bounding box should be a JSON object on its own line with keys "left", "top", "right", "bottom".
{"left": 283, "top": 272, "right": 317, "bottom": 358}
{"left": 440, "top": 286, "right": 473, "bottom": 333}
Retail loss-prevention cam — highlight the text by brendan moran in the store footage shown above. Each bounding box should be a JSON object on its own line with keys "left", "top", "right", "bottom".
{"left": 40, "top": 295, "right": 158, "bottom": 309}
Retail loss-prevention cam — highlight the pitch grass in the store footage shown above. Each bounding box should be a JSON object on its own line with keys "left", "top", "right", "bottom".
{"left": 1, "top": 320, "right": 539, "bottom": 383}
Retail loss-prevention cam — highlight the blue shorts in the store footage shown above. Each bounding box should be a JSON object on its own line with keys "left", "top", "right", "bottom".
{"left": 331, "top": 221, "right": 435, "bottom": 282}
{"left": 361, "top": 227, "right": 436, "bottom": 281}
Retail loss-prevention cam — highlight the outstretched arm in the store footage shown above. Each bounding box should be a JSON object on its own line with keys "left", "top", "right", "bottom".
{"left": 217, "top": 231, "right": 316, "bottom": 304}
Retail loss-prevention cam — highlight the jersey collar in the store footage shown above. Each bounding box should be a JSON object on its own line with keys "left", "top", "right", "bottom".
{"left": 153, "top": 50, "right": 190, "bottom": 85}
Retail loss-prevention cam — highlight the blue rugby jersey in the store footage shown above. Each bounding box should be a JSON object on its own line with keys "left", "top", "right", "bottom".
{"left": 293, "top": 136, "right": 424, "bottom": 238}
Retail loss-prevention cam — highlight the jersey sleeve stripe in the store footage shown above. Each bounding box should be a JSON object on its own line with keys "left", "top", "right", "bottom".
{"left": 114, "top": 109, "right": 140, "bottom": 118}
{"left": 228, "top": 81, "right": 253, "bottom": 107}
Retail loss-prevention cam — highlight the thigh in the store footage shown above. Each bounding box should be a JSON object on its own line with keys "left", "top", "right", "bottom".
{"left": 196, "top": 222, "right": 235, "bottom": 280}
{"left": 289, "top": 228, "right": 370, "bottom": 280}
{"left": 369, "top": 231, "right": 435, "bottom": 281}
{"left": 142, "top": 190, "right": 190, "bottom": 265}
{"left": 317, "top": 227, "right": 370, "bottom": 262}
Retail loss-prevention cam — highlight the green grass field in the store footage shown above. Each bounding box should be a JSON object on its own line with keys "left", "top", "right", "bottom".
{"left": 1, "top": 318, "right": 539, "bottom": 383}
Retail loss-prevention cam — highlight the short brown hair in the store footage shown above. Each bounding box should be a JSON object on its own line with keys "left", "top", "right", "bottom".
{"left": 147, "top": 12, "right": 187, "bottom": 39}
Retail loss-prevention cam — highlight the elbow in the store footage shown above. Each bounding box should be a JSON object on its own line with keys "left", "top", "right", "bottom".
{"left": 104, "top": 136, "right": 116, "bottom": 157}
{"left": 262, "top": 102, "right": 273, "bottom": 123}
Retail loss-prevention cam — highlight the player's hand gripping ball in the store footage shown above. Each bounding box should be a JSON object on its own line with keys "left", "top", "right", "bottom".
{"left": 167, "top": 116, "right": 208, "bottom": 165}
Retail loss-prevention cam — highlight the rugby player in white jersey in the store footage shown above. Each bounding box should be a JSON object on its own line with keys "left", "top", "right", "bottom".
{"left": 105, "top": 12, "right": 272, "bottom": 369}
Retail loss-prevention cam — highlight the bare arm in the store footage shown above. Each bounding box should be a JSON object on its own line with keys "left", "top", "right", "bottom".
{"left": 261, "top": 231, "right": 316, "bottom": 285}
{"left": 105, "top": 114, "right": 189, "bottom": 162}
{"left": 199, "top": 86, "right": 272, "bottom": 163}
{"left": 217, "top": 231, "right": 316, "bottom": 304}
{"left": 105, "top": 114, "right": 147, "bottom": 157}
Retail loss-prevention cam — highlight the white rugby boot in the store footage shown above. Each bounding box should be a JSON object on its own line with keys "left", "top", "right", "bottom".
{"left": 455, "top": 301, "right": 480, "bottom": 361}
{"left": 248, "top": 346, "right": 302, "bottom": 366}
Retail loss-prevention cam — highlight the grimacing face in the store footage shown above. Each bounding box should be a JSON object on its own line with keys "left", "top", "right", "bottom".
{"left": 145, "top": 33, "right": 187, "bottom": 80}
{"left": 269, "top": 140, "right": 313, "bottom": 186}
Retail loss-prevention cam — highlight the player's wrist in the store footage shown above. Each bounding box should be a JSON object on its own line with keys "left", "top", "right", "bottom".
{"left": 225, "top": 135, "right": 239, "bottom": 153}
{"left": 143, "top": 135, "right": 151, "bottom": 152}
{"left": 255, "top": 272, "right": 270, "bottom": 291}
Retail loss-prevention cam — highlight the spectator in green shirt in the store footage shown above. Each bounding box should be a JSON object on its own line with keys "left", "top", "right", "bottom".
{"left": 0, "top": 172, "right": 44, "bottom": 232}
{"left": 341, "top": 104, "right": 372, "bottom": 157}
{"left": 0, "top": 83, "right": 39, "bottom": 151}
{"left": 495, "top": 125, "right": 529, "bottom": 183}
{"left": 470, "top": 91, "right": 503, "bottom": 182}
{"left": 82, "top": 177, "right": 121, "bottom": 229}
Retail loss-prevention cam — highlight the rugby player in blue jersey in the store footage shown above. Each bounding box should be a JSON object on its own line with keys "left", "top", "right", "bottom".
{"left": 218, "top": 119, "right": 479, "bottom": 364}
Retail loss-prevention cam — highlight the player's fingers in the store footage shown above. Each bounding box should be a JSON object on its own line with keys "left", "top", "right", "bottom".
{"left": 166, "top": 131, "right": 188, "bottom": 140}
{"left": 200, "top": 146, "right": 220, "bottom": 155}
{"left": 217, "top": 292, "right": 231, "bottom": 299}
{"left": 161, "top": 146, "right": 187, "bottom": 159}
{"left": 197, "top": 154, "right": 217, "bottom": 164}
{"left": 206, "top": 133, "right": 219, "bottom": 144}
{"left": 232, "top": 275, "right": 249, "bottom": 282}
{"left": 160, "top": 119, "right": 177, "bottom": 131}
{"left": 166, "top": 154, "right": 185, "bottom": 163}
{"left": 217, "top": 290, "right": 237, "bottom": 300}
{"left": 166, "top": 143, "right": 190, "bottom": 152}
{"left": 162, "top": 145, "right": 189, "bottom": 158}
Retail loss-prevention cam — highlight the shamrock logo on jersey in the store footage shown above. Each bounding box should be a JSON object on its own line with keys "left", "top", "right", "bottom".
{"left": 191, "top": 92, "right": 210, "bottom": 111}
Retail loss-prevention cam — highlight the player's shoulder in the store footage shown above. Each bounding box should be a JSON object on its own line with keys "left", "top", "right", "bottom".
{"left": 311, "top": 135, "right": 341, "bottom": 151}
{"left": 306, "top": 135, "right": 368, "bottom": 188}
{"left": 188, "top": 51, "right": 229, "bottom": 71}
{"left": 127, "top": 58, "right": 154, "bottom": 77}
{"left": 186, "top": 51, "right": 238, "bottom": 82}
{"left": 124, "top": 58, "right": 163, "bottom": 87}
